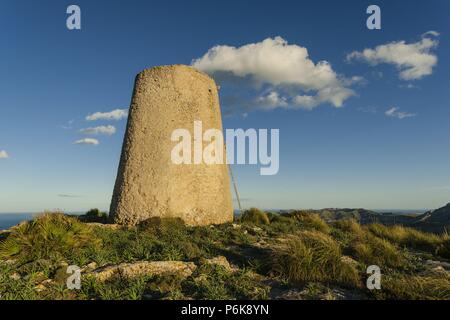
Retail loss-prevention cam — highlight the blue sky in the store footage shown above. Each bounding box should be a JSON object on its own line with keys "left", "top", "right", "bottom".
{"left": 1, "top": 0, "right": 449, "bottom": 213}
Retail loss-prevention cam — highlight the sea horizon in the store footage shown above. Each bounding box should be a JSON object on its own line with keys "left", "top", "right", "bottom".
{"left": 0, "top": 208, "right": 429, "bottom": 231}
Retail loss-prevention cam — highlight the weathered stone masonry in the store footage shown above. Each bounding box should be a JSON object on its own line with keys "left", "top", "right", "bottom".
{"left": 110, "top": 65, "right": 233, "bottom": 226}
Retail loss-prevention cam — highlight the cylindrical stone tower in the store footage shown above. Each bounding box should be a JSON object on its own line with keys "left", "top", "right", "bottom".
{"left": 109, "top": 65, "right": 233, "bottom": 226}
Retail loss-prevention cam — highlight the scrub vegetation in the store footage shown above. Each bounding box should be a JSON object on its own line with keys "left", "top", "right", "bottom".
{"left": 0, "top": 208, "right": 449, "bottom": 300}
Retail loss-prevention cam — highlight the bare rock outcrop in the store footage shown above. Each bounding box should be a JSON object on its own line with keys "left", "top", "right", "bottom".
{"left": 90, "top": 261, "right": 197, "bottom": 282}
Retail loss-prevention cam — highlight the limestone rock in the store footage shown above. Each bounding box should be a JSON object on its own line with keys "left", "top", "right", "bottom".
{"left": 204, "top": 256, "right": 235, "bottom": 272}
{"left": 81, "top": 262, "right": 98, "bottom": 272}
{"left": 9, "top": 272, "right": 21, "bottom": 280}
{"left": 109, "top": 65, "right": 233, "bottom": 226}
{"left": 340, "top": 255, "right": 358, "bottom": 266}
{"left": 34, "top": 284, "right": 47, "bottom": 292}
{"left": 1, "top": 259, "right": 16, "bottom": 266}
{"left": 91, "top": 260, "right": 196, "bottom": 282}
{"left": 426, "top": 259, "right": 450, "bottom": 270}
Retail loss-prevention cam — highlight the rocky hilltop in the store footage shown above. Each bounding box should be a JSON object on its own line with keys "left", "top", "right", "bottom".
{"left": 0, "top": 208, "right": 449, "bottom": 300}
{"left": 417, "top": 203, "right": 450, "bottom": 222}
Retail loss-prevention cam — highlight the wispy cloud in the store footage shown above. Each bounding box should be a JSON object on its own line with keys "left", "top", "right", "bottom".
{"left": 86, "top": 109, "right": 128, "bottom": 121}
{"left": 192, "top": 36, "right": 359, "bottom": 114}
{"left": 424, "top": 186, "right": 450, "bottom": 192}
{"left": 357, "top": 106, "right": 378, "bottom": 114}
{"left": 399, "top": 83, "right": 419, "bottom": 89}
{"left": 422, "top": 30, "right": 440, "bottom": 37}
{"left": 79, "top": 125, "right": 116, "bottom": 136}
{"left": 0, "top": 150, "right": 9, "bottom": 159}
{"left": 347, "top": 31, "right": 439, "bottom": 80}
{"left": 74, "top": 138, "right": 100, "bottom": 145}
{"left": 58, "top": 194, "right": 85, "bottom": 198}
{"left": 430, "top": 186, "right": 450, "bottom": 190}
{"left": 385, "top": 107, "right": 416, "bottom": 119}
{"left": 61, "top": 119, "right": 75, "bottom": 130}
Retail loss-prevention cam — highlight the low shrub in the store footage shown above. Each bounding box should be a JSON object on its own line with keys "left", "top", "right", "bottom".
{"left": 138, "top": 217, "right": 187, "bottom": 237}
{"left": 269, "top": 214, "right": 294, "bottom": 224}
{"left": 78, "top": 209, "right": 108, "bottom": 223}
{"left": 240, "top": 208, "right": 270, "bottom": 225}
{"left": 0, "top": 213, "right": 98, "bottom": 262}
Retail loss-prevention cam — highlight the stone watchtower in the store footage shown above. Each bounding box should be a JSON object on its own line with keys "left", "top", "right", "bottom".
{"left": 109, "top": 65, "right": 233, "bottom": 226}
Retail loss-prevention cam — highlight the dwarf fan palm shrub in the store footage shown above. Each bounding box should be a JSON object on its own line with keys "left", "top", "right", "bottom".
{"left": 0, "top": 212, "right": 98, "bottom": 262}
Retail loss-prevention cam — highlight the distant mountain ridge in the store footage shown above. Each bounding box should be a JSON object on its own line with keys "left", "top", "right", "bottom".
{"left": 276, "top": 203, "right": 450, "bottom": 234}
{"left": 411, "top": 203, "right": 450, "bottom": 232}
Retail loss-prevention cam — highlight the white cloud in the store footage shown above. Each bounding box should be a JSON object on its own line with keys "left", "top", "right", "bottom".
{"left": 256, "top": 91, "right": 288, "bottom": 110}
{"left": 192, "top": 36, "right": 357, "bottom": 112}
{"left": 293, "top": 95, "right": 318, "bottom": 110}
{"left": 347, "top": 32, "right": 439, "bottom": 80}
{"left": 79, "top": 125, "right": 116, "bottom": 136}
{"left": 86, "top": 109, "right": 128, "bottom": 121}
{"left": 357, "top": 106, "right": 378, "bottom": 114}
{"left": 385, "top": 107, "right": 416, "bottom": 119}
{"left": 422, "top": 30, "right": 440, "bottom": 37}
{"left": 0, "top": 150, "right": 9, "bottom": 159}
{"left": 74, "top": 138, "right": 100, "bottom": 145}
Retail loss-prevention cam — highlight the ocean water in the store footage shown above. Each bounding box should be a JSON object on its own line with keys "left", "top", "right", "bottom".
{"left": 0, "top": 212, "right": 85, "bottom": 230}
{"left": 0, "top": 213, "right": 35, "bottom": 230}
{"left": 0, "top": 209, "right": 427, "bottom": 231}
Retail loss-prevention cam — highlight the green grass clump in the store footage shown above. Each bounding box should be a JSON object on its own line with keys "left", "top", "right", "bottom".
{"left": 86, "top": 221, "right": 200, "bottom": 264}
{"left": 436, "top": 238, "right": 450, "bottom": 259}
{"left": 284, "top": 211, "right": 331, "bottom": 234}
{"left": 367, "top": 223, "right": 449, "bottom": 258}
{"left": 0, "top": 264, "right": 38, "bottom": 300}
{"left": 371, "top": 274, "right": 450, "bottom": 300}
{"left": 349, "top": 236, "right": 406, "bottom": 269}
{"left": 333, "top": 220, "right": 408, "bottom": 269}
{"left": 80, "top": 274, "right": 150, "bottom": 300}
{"left": 182, "top": 264, "right": 269, "bottom": 300}
{"left": 270, "top": 230, "right": 360, "bottom": 288}
{"left": 138, "top": 217, "right": 187, "bottom": 236}
{"left": 334, "top": 219, "right": 365, "bottom": 238}
{"left": 240, "top": 208, "right": 270, "bottom": 225}
{"left": 0, "top": 213, "right": 98, "bottom": 262}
